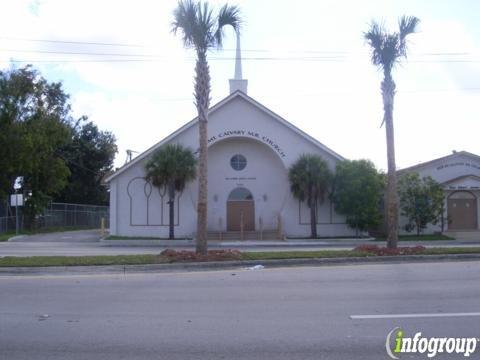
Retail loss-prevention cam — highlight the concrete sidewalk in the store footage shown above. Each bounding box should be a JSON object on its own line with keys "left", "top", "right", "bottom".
{"left": 1, "top": 239, "right": 480, "bottom": 258}
{"left": 1, "top": 229, "right": 480, "bottom": 257}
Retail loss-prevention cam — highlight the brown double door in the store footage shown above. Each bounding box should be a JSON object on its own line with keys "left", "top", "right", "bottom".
{"left": 227, "top": 201, "right": 255, "bottom": 231}
{"left": 448, "top": 197, "right": 477, "bottom": 230}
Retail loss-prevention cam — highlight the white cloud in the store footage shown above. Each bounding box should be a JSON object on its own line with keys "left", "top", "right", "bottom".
{"left": 0, "top": 0, "right": 479, "bottom": 171}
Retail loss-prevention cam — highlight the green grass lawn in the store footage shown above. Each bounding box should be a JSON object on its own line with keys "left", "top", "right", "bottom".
{"left": 1, "top": 247, "right": 480, "bottom": 267}
{"left": 0, "top": 255, "right": 157, "bottom": 267}
{"left": 0, "top": 232, "right": 16, "bottom": 242}
{"left": 374, "top": 234, "right": 454, "bottom": 241}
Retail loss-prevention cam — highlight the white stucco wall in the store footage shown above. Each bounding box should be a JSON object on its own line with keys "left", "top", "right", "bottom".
{"left": 108, "top": 93, "right": 356, "bottom": 238}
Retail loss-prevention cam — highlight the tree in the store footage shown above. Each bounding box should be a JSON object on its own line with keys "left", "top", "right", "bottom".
{"left": 364, "top": 16, "right": 420, "bottom": 248}
{"left": 331, "top": 160, "right": 385, "bottom": 237}
{"left": 398, "top": 172, "right": 444, "bottom": 236}
{"left": 145, "top": 144, "right": 197, "bottom": 239}
{"left": 289, "top": 154, "right": 332, "bottom": 238}
{"left": 56, "top": 120, "right": 117, "bottom": 205}
{"left": 172, "top": 0, "right": 241, "bottom": 254}
{"left": 0, "top": 66, "right": 74, "bottom": 227}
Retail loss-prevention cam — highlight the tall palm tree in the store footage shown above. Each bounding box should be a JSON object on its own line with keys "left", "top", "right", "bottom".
{"left": 172, "top": 0, "right": 241, "bottom": 254}
{"left": 289, "top": 154, "right": 332, "bottom": 238}
{"left": 364, "top": 16, "right": 420, "bottom": 249}
{"left": 145, "top": 144, "right": 197, "bottom": 240}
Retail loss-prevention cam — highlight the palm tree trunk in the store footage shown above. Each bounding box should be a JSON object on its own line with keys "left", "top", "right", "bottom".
{"left": 194, "top": 51, "right": 211, "bottom": 255}
{"left": 168, "top": 182, "right": 175, "bottom": 240}
{"left": 382, "top": 74, "right": 399, "bottom": 249}
{"left": 309, "top": 196, "right": 317, "bottom": 239}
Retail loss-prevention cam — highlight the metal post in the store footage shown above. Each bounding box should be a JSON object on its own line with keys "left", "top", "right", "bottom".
{"left": 277, "top": 214, "right": 283, "bottom": 240}
{"left": 5, "top": 196, "right": 9, "bottom": 232}
{"left": 15, "top": 191, "right": 19, "bottom": 235}
{"left": 259, "top": 216, "right": 263, "bottom": 241}
{"left": 240, "top": 211, "right": 244, "bottom": 241}
{"left": 219, "top": 217, "right": 223, "bottom": 241}
{"left": 100, "top": 217, "right": 105, "bottom": 237}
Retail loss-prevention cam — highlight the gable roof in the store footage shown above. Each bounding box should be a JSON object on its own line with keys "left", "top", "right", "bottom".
{"left": 398, "top": 151, "right": 480, "bottom": 174}
{"left": 106, "top": 90, "right": 345, "bottom": 182}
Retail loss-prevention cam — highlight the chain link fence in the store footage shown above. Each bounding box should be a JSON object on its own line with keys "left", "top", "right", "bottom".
{"left": 0, "top": 201, "right": 109, "bottom": 234}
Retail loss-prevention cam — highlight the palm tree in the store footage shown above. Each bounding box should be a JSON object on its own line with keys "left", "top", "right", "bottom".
{"left": 172, "top": 0, "right": 241, "bottom": 254}
{"left": 145, "top": 144, "right": 196, "bottom": 240}
{"left": 364, "top": 16, "right": 420, "bottom": 249}
{"left": 289, "top": 154, "right": 332, "bottom": 239}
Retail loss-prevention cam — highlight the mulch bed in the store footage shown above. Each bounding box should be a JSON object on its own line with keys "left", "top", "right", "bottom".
{"left": 354, "top": 244, "right": 426, "bottom": 256}
{"left": 159, "top": 249, "right": 243, "bottom": 262}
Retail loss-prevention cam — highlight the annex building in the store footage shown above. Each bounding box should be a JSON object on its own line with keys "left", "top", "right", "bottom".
{"left": 398, "top": 151, "right": 480, "bottom": 234}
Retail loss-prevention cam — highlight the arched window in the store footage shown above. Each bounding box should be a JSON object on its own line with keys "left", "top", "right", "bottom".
{"left": 228, "top": 187, "right": 253, "bottom": 201}
{"left": 449, "top": 191, "right": 476, "bottom": 200}
{"left": 230, "top": 154, "right": 247, "bottom": 171}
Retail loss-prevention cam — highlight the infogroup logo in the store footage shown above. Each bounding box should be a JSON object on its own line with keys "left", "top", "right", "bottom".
{"left": 385, "top": 327, "right": 479, "bottom": 358}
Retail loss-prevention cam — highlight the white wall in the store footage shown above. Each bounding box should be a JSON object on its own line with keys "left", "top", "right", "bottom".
{"left": 109, "top": 94, "right": 356, "bottom": 238}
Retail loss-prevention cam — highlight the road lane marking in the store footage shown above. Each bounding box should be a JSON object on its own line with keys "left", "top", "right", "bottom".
{"left": 350, "top": 312, "right": 480, "bottom": 320}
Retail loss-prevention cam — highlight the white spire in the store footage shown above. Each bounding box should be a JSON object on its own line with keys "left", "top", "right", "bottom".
{"left": 229, "top": 30, "right": 248, "bottom": 94}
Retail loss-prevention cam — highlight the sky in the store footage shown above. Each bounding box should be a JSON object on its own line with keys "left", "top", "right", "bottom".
{"left": 0, "top": 0, "right": 479, "bottom": 171}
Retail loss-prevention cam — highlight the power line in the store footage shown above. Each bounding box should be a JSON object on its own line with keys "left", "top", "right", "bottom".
{"left": 4, "top": 57, "right": 480, "bottom": 64}
{"left": 1, "top": 48, "right": 478, "bottom": 63}
{"left": 1, "top": 37, "right": 477, "bottom": 56}
{"left": 1, "top": 36, "right": 144, "bottom": 48}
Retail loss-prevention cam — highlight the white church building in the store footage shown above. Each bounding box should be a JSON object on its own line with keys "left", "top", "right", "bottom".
{"left": 106, "top": 36, "right": 358, "bottom": 239}
{"left": 106, "top": 36, "right": 480, "bottom": 239}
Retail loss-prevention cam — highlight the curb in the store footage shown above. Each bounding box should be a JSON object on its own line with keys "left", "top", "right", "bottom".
{"left": 7, "top": 235, "right": 27, "bottom": 242}
{"left": 1, "top": 253, "right": 480, "bottom": 276}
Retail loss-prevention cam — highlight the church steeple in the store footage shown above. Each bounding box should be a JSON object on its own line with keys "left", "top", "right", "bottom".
{"left": 229, "top": 30, "right": 248, "bottom": 94}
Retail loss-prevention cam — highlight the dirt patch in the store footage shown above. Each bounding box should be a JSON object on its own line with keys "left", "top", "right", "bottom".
{"left": 354, "top": 244, "right": 426, "bottom": 256}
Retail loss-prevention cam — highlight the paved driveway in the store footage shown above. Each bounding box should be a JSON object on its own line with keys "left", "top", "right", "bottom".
{"left": 9, "top": 229, "right": 103, "bottom": 243}
{"left": 1, "top": 230, "right": 162, "bottom": 257}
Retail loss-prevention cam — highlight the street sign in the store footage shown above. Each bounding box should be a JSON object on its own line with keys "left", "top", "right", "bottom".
{"left": 10, "top": 194, "right": 24, "bottom": 207}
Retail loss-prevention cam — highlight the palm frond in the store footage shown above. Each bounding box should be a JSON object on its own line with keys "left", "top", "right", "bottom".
{"left": 398, "top": 16, "right": 420, "bottom": 58}
{"left": 172, "top": 0, "right": 241, "bottom": 53}
{"left": 214, "top": 4, "right": 241, "bottom": 49}
{"left": 288, "top": 154, "right": 332, "bottom": 206}
{"left": 399, "top": 16, "right": 420, "bottom": 40}
{"left": 171, "top": 0, "right": 199, "bottom": 48}
{"left": 364, "top": 16, "right": 419, "bottom": 74}
{"left": 382, "top": 33, "right": 399, "bottom": 73}
{"left": 145, "top": 143, "right": 197, "bottom": 192}
{"left": 364, "top": 21, "right": 385, "bottom": 67}
{"left": 196, "top": 1, "right": 216, "bottom": 50}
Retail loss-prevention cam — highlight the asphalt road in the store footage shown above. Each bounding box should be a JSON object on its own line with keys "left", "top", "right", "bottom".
{"left": 1, "top": 261, "right": 480, "bottom": 359}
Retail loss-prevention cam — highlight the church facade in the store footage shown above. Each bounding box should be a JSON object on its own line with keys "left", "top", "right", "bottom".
{"left": 106, "top": 90, "right": 356, "bottom": 238}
